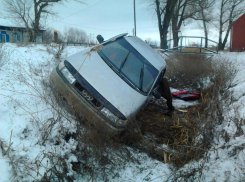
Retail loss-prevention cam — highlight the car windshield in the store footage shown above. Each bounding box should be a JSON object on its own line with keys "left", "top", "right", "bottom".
{"left": 98, "top": 38, "right": 159, "bottom": 94}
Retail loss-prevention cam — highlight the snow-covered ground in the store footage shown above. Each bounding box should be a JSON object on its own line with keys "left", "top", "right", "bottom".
{"left": 0, "top": 43, "right": 244, "bottom": 181}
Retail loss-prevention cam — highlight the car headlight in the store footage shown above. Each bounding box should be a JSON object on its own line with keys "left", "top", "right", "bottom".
{"left": 116, "top": 119, "right": 127, "bottom": 126}
{"left": 101, "top": 107, "right": 127, "bottom": 126}
{"left": 101, "top": 107, "right": 119, "bottom": 123}
{"left": 61, "top": 67, "right": 76, "bottom": 84}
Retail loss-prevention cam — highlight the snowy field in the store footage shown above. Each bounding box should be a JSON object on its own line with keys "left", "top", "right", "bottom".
{"left": 0, "top": 43, "right": 244, "bottom": 181}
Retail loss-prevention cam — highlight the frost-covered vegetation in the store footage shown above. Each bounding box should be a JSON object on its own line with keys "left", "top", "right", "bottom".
{"left": 0, "top": 43, "right": 244, "bottom": 181}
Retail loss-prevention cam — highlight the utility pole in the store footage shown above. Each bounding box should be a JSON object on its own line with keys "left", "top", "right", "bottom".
{"left": 134, "top": 0, "right": 136, "bottom": 36}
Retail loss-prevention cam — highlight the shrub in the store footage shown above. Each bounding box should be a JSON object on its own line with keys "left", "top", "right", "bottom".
{"left": 0, "top": 44, "right": 12, "bottom": 69}
{"left": 133, "top": 54, "right": 237, "bottom": 171}
{"left": 46, "top": 43, "right": 66, "bottom": 60}
{"left": 164, "top": 54, "right": 214, "bottom": 91}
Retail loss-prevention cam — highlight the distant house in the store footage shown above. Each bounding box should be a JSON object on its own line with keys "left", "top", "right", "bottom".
{"left": 0, "top": 25, "right": 45, "bottom": 43}
{"left": 230, "top": 13, "right": 245, "bottom": 52}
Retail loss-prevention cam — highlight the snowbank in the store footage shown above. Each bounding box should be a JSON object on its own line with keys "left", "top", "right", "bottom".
{"left": 0, "top": 44, "right": 244, "bottom": 181}
{"left": 0, "top": 43, "right": 171, "bottom": 181}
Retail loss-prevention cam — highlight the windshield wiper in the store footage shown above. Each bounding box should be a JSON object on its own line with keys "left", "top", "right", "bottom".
{"left": 119, "top": 51, "right": 130, "bottom": 72}
{"left": 140, "top": 65, "right": 144, "bottom": 91}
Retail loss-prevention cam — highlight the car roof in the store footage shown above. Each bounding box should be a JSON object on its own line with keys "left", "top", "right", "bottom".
{"left": 124, "top": 36, "right": 166, "bottom": 71}
{"left": 102, "top": 33, "right": 128, "bottom": 44}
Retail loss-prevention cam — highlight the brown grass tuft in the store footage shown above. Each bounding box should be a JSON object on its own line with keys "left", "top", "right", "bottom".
{"left": 164, "top": 54, "right": 214, "bottom": 91}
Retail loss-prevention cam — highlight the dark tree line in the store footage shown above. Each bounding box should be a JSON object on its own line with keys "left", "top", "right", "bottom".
{"left": 148, "top": 0, "right": 245, "bottom": 50}
{"left": 2, "top": 0, "right": 245, "bottom": 50}
{"left": 217, "top": 0, "right": 245, "bottom": 50}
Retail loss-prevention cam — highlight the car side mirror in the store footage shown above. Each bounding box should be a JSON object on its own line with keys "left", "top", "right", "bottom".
{"left": 97, "top": 35, "right": 104, "bottom": 43}
{"left": 152, "top": 89, "right": 161, "bottom": 99}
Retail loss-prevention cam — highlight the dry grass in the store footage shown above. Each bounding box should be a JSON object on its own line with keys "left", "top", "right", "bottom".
{"left": 165, "top": 54, "right": 214, "bottom": 91}
{"left": 0, "top": 44, "right": 13, "bottom": 69}
{"left": 46, "top": 43, "right": 66, "bottom": 60}
{"left": 2, "top": 49, "right": 137, "bottom": 181}
{"left": 52, "top": 53, "right": 236, "bottom": 172}
{"left": 133, "top": 102, "right": 207, "bottom": 168}
{"left": 124, "top": 54, "right": 237, "bottom": 169}
{"left": 182, "top": 47, "right": 210, "bottom": 53}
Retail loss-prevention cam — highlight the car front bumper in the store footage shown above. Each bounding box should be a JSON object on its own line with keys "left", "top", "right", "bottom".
{"left": 49, "top": 66, "right": 126, "bottom": 133}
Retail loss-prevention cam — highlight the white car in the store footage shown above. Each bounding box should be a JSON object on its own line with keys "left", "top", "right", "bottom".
{"left": 50, "top": 33, "right": 166, "bottom": 133}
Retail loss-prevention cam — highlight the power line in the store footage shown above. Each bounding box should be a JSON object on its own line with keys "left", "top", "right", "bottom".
{"left": 52, "top": 19, "right": 119, "bottom": 32}
{"left": 46, "top": 0, "right": 115, "bottom": 32}
{"left": 62, "top": 0, "right": 106, "bottom": 20}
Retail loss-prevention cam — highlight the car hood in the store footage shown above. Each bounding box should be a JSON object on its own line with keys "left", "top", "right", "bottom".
{"left": 66, "top": 48, "right": 148, "bottom": 119}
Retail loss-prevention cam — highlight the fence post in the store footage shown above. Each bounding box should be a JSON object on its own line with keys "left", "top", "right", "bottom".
{"left": 180, "top": 36, "right": 183, "bottom": 52}
{"left": 200, "top": 38, "right": 203, "bottom": 53}
{"left": 54, "top": 30, "right": 58, "bottom": 43}
{"left": 165, "top": 40, "right": 168, "bottom": 50}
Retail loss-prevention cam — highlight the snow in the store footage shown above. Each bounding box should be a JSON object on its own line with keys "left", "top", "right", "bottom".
{"left": 0, "top": 152, "right": 11, "bottom": 182}
{"left": 0, "top": 43, "right": 85, "bottom": 181}
{"left": 192, "top": 52, "right": 245, "bottom": 182}
{"left": 0, "top": 43, "right": 245, "bottom": 181}
{"left": 0, "top": 18, "right": 18, "bottom": 27}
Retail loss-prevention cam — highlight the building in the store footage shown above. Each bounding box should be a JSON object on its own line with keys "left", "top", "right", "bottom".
{"left": 230, "top": 13, "right": 245, "bottom": 52}
{"left": 0, "top": 25, "right": 45, "bottom": 43}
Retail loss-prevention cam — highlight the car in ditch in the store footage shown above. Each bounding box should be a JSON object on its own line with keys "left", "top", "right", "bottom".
{"left": 50, "top": 33, "right": 166, "bottom": 133}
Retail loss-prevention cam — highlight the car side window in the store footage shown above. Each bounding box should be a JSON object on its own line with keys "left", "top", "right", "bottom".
{"left": 142, "top": 63, "right": 158, "bottom": 92}
{"left": 153, "top": 68, "right": 166, "bottom": 89}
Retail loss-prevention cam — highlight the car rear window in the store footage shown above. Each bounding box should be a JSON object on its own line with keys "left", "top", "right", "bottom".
{"left": 98, "top": 38, "right": 158, "bottom": 94}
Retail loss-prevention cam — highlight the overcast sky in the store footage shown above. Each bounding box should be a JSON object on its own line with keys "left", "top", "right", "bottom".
{"left": 46, "top": 0, "right": 161, "bottom": 42}
{"left": 0, "top": 0, "right": 220, "bottom": 44}
{"left": 49, "top": 0, "right": 221, "bottom": 44}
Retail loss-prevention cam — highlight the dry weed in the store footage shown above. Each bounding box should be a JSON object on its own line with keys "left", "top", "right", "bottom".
{"left": 1, "top": 51, "right": 138, "bottom": 181}
{"left": 165, "top": 54, "right": 214, "bottom": 91}
{"left": 0, "top": 44, "right": 14, "bottom": 69}
{"left": 46, "top": 43, "right": 66, "bottom": 60}
{"left": 129, "top": 55, "right": 237, "bottom": 170}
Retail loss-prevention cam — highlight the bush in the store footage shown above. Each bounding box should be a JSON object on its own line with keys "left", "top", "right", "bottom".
{"left": 133, "top": 54, "right": 237, "bottom": 171}
{"left": 161, "top": 54, "right": 239, "bottom": 180}
{"left": 164, "top": 54, "right": 214, "bottom": 91}
{"left": 0, "top": 44, "right": 12, "bottom": 69}
{"left": 46, "top": 43, "right": 66, "bottom": 60}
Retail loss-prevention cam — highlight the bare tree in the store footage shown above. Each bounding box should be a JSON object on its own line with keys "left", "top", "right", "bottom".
{"left": 2, "top": 0, "right": 84, "bottom": 42}
{"left": 171, "top": 0, "right": 201, "bottom": 47}
{"left": 199, "top": 0, "right": 215, "bottom": 48}
{"left": 144, "top": 37, "right": 154, "bottom": 45}
{"left": 171, "top": 0, "right": 215, "bottom": 48}
{"left": 87, "top": 33, "right": 98, "bottom": 45}
{"left": 43, "top": 27, "right": 54, "bottom": 43}
{"left": 147, "top": 0, "right": 178, "bottom": 49}
{"left": 158, "top": 0, "right": 178, "bottom": 49}
{"left": 63, "top": 27, "right": 88, "bottom": 43}
{"left": 190, "top": 0, "right": 215, "bottom": 48}
{"left": 216, "top": 0, "right": 245, "bottom": 50}
{"left": 145, "top": 38, "right": 159, "bottom": 48}
{"left": 1, "top": 0, "right": 33, "bottom": 41}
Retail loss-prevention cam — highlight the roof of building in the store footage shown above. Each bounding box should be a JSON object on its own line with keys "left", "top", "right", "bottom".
{"left": 0, "top": 25, "right": 29, "bottom": 32}
{"left": 232, "top": 13, "right": 245, "bottom": 25}
{"left": 0, "top": 18, "right": 45, "bottom": 32}
{"left": 0, "top": 18, "right": 20, "bottom": 27}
